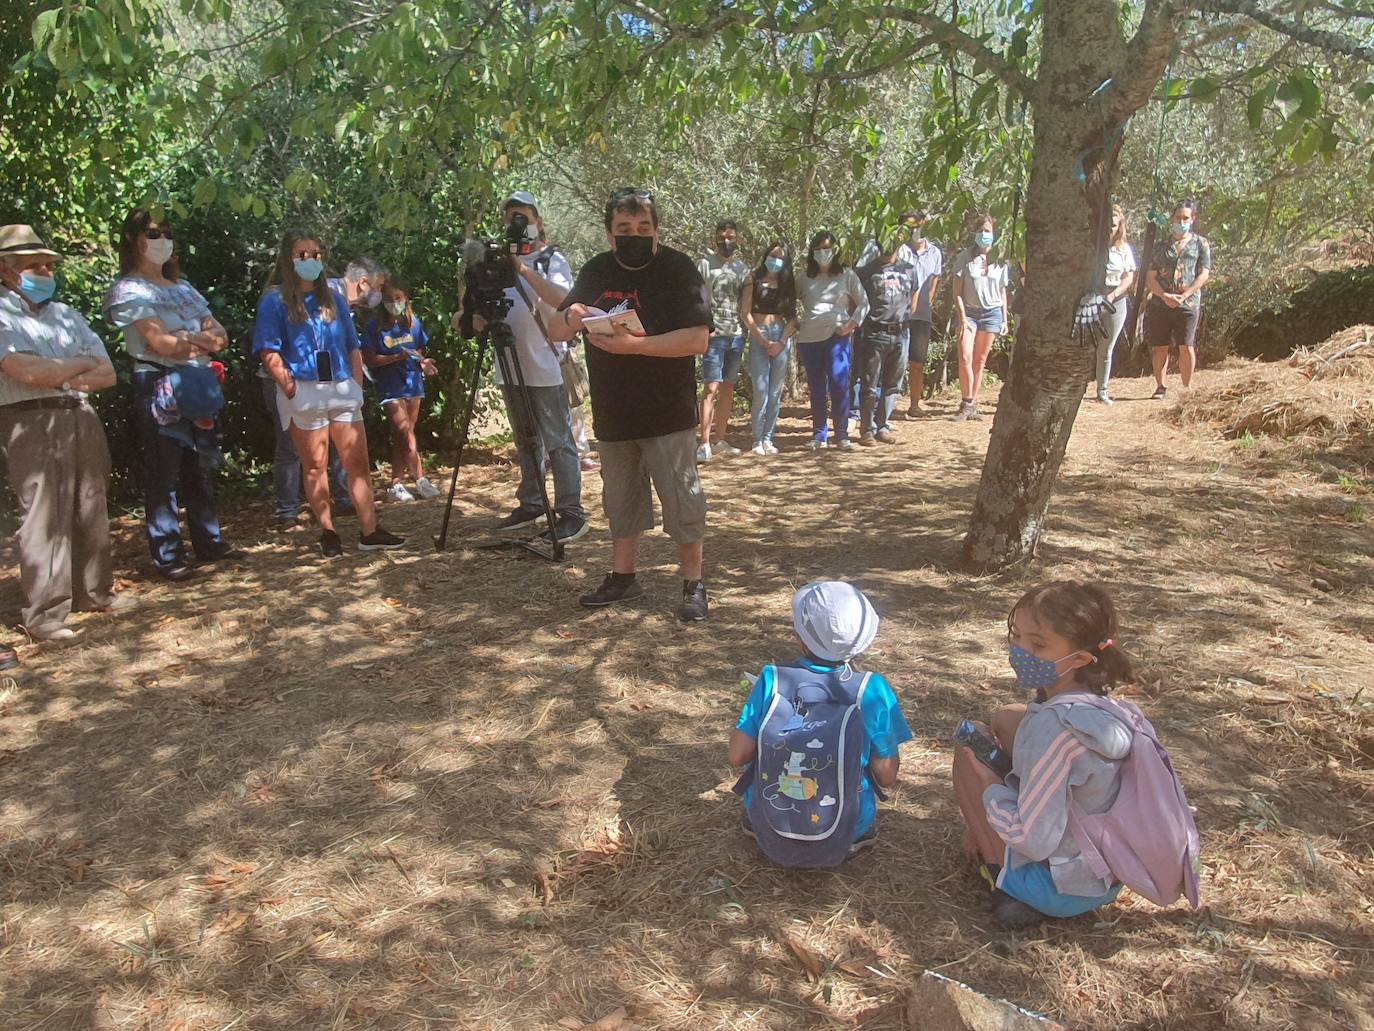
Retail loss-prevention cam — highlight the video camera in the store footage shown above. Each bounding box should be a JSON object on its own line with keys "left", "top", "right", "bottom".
{"left": 466, "top": 212, "right": 538, "bottom": 317}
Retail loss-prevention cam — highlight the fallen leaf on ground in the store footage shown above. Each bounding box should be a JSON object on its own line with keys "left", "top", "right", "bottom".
{"left": 383, "top": 597, "right": 403, "bottom": 607}
{"left": 206, "top": 909, "right": 251, "bottom": 936}
{"left": 783, "top": 933, "right": 826, "bottom": 980}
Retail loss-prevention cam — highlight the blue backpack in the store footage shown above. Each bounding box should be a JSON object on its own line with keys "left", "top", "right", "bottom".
{"left": 733, "top": 663, "right": 873, "bottom": 868}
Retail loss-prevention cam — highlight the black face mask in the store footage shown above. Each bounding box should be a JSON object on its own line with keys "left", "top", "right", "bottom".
{"left": 719, "top": 240, "right": 737, "bottom": 257}
{"left": 614, "top": 235, "right": 655, "bottom": 269}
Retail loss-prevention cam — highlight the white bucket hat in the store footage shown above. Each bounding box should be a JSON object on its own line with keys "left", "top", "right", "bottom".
{"left": 792, "top": 581, "right": 880, "bottom": 662}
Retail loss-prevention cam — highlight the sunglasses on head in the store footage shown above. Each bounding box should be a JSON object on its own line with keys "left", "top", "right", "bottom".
{"left": 610, "top": 186, "right": 654, "bottom": 203}
{"left": 144, "top": 228, "right": 174, "bottom": 240}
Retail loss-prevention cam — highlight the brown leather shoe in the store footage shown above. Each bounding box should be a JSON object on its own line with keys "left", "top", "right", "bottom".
{"left": 876, "top": 428, "right": 897, "bottom": 444}
{"left": 859, "top": 434, "right": 878, "bottom": 447}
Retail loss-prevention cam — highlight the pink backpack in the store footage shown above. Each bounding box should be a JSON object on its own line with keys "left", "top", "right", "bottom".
{"left": 1048, "top": 693, "right": 1202, "bottom": 909}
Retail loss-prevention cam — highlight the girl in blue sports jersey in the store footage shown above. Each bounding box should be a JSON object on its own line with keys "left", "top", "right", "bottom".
{"left": 362, "top": 279, "right": 440, "bottom": 503}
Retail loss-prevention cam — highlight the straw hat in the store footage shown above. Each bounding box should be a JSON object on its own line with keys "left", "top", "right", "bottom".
{"left": 0, "top": 225, "right": 61, "bottom": 261}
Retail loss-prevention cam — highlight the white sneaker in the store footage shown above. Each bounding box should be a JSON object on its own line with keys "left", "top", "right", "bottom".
{"left": 387, "top": 482, "right": 416, "bottom": 503}
{"left": 836, "top": 439, "right": 856, "bottom": 452}
{"left": 715, "top": 441, "right": 741, "bottom": 457}
{"left": 414, "top": 476, "right": 441, "bottom": 499}
{"left": 762, "top": 440, "right": 779, "bottom": 455}
{"left": 696, "top": 442, "right": 712, "bottom": 463}
{"left": 750, "top": 442, "right": 768, "bottom": 457}
{"left": 806, "top": 439, "right": 827, "bottom": 451}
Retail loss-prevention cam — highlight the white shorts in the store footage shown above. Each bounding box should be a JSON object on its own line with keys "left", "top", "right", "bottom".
{"left": 276, "top": 379, "right": 365, "bottom": 432}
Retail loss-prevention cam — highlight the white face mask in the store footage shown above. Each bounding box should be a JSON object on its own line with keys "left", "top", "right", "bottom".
{"left": 145, "top": 237, "right": 174, "bottom": 266}
{"left": 814, "top": 248, "right": 834, "bottom": 266}
{"left": 387, "top": 300, "right": 406, "bottom": 316}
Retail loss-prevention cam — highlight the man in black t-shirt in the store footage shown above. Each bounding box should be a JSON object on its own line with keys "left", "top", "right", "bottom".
{"left": 550, "top": 187, "right": 713, "bottom": 621}
{"left": 856, "top": 233, "right": 918, "bottom": 445}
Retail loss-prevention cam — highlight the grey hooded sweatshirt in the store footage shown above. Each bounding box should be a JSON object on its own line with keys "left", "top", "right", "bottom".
{"left": 983, "top": 692, "right": 1132, "bottom": 897}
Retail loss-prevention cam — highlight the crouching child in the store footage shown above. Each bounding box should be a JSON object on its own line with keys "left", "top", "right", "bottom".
{"left": 729, "top": 581, "right": 912, "bottom": 867}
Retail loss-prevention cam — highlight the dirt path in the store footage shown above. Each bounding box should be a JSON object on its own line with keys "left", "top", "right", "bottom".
{"left": 1, "top": 368, "right": 1371, "bottom": 1030}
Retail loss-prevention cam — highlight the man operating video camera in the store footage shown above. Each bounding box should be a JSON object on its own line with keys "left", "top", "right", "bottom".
{"left": 456, "top": 191, "right": 588, "bottom": 545}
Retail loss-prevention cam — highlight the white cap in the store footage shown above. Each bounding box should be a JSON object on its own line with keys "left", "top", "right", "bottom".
{"left": 503, "top": 190, "right": 540, "bottom": 214}
{"left": 792, "top": 581, "right": 880, "bottom": 662}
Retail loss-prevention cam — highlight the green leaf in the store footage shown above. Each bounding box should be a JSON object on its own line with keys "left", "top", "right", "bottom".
{"left": 31, "top": 8, "right": 59, "bottom": 49}
{"left": 192, "top": 177, "right": 218, "bottom": 207}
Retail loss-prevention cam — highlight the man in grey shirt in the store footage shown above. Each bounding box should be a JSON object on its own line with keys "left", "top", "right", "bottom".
{"left": 0, "top": 225, "right": 131, "bottom": 642}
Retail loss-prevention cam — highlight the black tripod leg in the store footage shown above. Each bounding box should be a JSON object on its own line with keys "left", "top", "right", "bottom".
{"left": 434, "top": 332, "right": 491, "bottom": 552}
{"left": 494, "top": 331, "right": 564, "bottom": 562}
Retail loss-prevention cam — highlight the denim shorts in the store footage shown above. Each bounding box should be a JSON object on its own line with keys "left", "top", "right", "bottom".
{"left": 998, "top": 856, "right": 1123, "bottom": 919}
{"left": 701, "top": 334, "right": 744, "bottom": 383}
{"left": 964, "top": 306, "right": 1005, "bottom": 334}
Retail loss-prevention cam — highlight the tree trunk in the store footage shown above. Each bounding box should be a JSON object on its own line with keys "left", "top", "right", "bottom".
{"left": 963, "top": 0, "right": 1137, "bottom": 568}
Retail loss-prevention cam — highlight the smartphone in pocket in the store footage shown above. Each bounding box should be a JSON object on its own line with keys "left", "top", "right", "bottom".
{"left": 315, "top": 350, "right": 334, "bottom": 381}
{"left": 954, "top": 719, "right": 1013, "bottom": 780}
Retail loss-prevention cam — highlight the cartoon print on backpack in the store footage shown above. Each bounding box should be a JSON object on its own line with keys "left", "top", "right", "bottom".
{"left": 767, "top": 749, "right": 834, "bottom": 805}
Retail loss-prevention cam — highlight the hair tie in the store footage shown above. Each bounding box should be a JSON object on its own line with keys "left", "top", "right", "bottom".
{"left": 1097, "top": 638, "right": 1114, "bottom": 652}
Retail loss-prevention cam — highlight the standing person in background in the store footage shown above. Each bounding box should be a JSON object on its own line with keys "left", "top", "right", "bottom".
{"left": 104, "top": 208, "right": 244, "bottom": 582}
{"left": 949, "top": 214, "right": 1010, "bottom": 422}
{"left": 253, "top": 231, "right": 405, "bottom": 557}
{"left": 258, "top": 255, "right": 387, "bottom": 532}
{"left": 0, "top": 225, "right": 129, "bottom": 644}
{"left": 1096, "top": 205, "right": 1136, "bottom": 405}
{"left": 740, "top": 241, "right": 798, "bottom": 457}
{"left": 795, "top": 231, "right": 868, "bottom": 452}
{"left": 857, "top": 209, "right": 921, "bottom": 268}
{"left": 697, "top": 220, "right": 749, "bottom": 463}
{"left": 362, "top": 279, "right": 441, "bottom": 503}
{"left": 1145, "top": 199, "right": 1210, "bottom": 399}
{"left": 551, "top": 187, "right": 712, "bottom": 621}
{"left": 855, "top": 229, "right": 917, "bottom": 445}
{"left": 458, "top": 191, "right": 588, "bottom": 545}
{"left": 900, "top": 210, "right": 942, "bottom": 418}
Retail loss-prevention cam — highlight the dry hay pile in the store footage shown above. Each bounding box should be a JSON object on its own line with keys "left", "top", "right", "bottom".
{"left": 1174, "top": 325, "right": 1374, "bottom": 457}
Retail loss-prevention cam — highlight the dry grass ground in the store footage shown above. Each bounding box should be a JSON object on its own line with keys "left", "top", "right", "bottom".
{"left": 1, "top": 356, "right": 1371, "bottom": 1031}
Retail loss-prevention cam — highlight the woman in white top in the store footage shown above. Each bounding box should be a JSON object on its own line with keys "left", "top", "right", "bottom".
{"left": 1097, "top": 205, "right": 1136, "bottom": 405}
{"left": 949, "top": 213, "right": 1011, "bottom": 421}
{"left": 795, "top": 231, "right": 869, "bottom": 451}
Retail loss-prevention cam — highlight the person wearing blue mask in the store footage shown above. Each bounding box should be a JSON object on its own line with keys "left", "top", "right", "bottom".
{"left": 0, "top": 225, "right": 131, "bottom": 644}
{"left": 252, "top": 231, "right": 405, "bottom": 557}
{"left": 1144, "top": 199, "right": 1211, "bottom": 400}
{"left": 949, "top": 214, "right": 1011, "bottom": 422}
{"left": 740, "top": 241, "right": 799, "bottom": 456}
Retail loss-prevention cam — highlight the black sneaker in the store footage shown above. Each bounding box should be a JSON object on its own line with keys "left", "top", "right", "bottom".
{"left": 543, "top": 513, "right": 590, "bottom": 544}
{"left": 678, "top": 580, "right": 709, "bottom": 622}
{"left": 1151, "top": 384, "right": 1168, "bottom": 400}
{"left": 358, "top": 527, "right": 407, "bottom": 551}
{"left": 496, "top": 506, "right": 544, "bottom": 532}
{"left": 990, "top": 888, "right": 1046, "bottom": 931}
{"left": 579, "top": 573, "right": 644, "bottom": 608}
{"left": 319, "top": 529, "right": 343, "bottom": 558}
{"left": 158, "top": 562, "right": 195, "bottom": 582}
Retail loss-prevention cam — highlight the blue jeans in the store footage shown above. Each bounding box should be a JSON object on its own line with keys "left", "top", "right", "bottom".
{"left": 500, "top": 383, "right": 587, "bottom": 520}
{"left": 747, "top": 323, "right": 790, "bottom": 445}
{"left": 701, "top": 334, "right": 744, "bottom": 384}
{"left": 260, "top": 376, "right": 349, "bottom": 521}
{"left": 797, "top": 334, "right": 851, "bottom": 442}
{"left": 133, "top": 371, "right": 227, "bottom": 570}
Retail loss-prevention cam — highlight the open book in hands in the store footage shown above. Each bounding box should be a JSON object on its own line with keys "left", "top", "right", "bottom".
{"left": 580, "top": 301, "right": 645, "bottom": 337}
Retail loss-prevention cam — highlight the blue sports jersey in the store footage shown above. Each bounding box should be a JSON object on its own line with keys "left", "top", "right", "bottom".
{"left": 362, "top": 314, "right": 429, "bottom": 401}
{"left": 735, "top": 657, "right": 912, "bottom": 838}
{"left": 251, "top": 287, "right": 359, "bottom": 382}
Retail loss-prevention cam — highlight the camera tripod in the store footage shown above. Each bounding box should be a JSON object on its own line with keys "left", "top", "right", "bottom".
{"left": 433, "top": 307, "right": 564, "bottom": 561}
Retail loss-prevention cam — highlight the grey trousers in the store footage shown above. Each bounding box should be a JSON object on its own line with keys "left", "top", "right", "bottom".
{"left": 0, "top": 403, "right": 114, "bottom": 633}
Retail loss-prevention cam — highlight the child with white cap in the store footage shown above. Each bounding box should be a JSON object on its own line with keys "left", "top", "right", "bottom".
{"left": 729, "top": 581, "right": 913, "bottom": 865}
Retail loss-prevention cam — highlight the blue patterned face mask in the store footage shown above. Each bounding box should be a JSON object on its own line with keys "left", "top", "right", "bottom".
{"left": 1009, "top": 644, "right": 1078, "bottom": 691}
{"left": 765, "top": 256, "right": 785, "bottom": 273}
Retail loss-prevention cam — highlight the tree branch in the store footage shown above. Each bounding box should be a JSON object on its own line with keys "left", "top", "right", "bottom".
{"left": 1104, "top": 0, "right": 1183, "bottom": 124}
{"left": 809, "top": 36, "right": 938, "bottom": 80}
{"left": 1193, "top": 0, "right": 1374, "bottom": 61}
{"left": 854, "top": 5, "right": 1035, "bottom": 94}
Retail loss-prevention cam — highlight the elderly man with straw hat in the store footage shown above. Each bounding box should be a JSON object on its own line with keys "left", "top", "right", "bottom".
{"left": 0, "top": 224, "right": 130, "bottom": 644}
